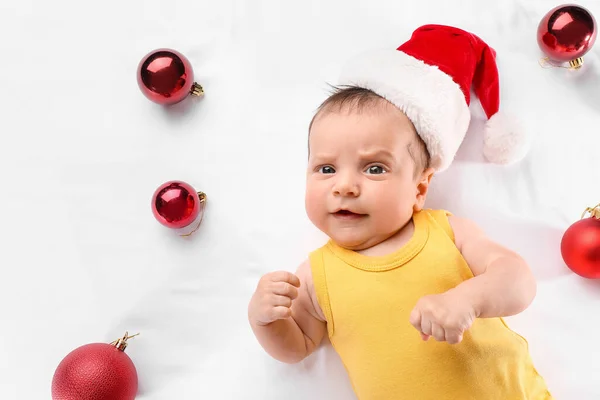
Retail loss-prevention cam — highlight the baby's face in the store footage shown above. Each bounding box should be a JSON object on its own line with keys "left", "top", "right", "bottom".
{"left": 305, "top": 107, "right": 425, "bottom": 250}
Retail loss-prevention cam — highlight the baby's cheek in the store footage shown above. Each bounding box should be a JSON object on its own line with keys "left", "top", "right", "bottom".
{"left": 371, "top": 191, "right": 405, "bottom": 222}
{"left": 305, "top": 188, "right": 325, "bottom": 225}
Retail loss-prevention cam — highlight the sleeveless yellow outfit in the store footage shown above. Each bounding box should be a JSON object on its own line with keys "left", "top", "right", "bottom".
{"left": 309, "top": 209, "right": 552, "bottom": 400}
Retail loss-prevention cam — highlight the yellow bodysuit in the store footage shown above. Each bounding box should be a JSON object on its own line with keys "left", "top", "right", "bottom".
{"left": 309, "top": 209, "right": 552, "bottom": 399}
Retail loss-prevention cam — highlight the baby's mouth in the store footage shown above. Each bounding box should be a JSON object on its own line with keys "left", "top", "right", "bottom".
{"left": 333, "top": 210, "right": 367, "bottom": 219}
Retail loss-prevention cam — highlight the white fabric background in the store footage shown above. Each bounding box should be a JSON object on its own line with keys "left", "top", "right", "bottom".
{"left": 1, "top": 0, "right": 600, "bottom": 398}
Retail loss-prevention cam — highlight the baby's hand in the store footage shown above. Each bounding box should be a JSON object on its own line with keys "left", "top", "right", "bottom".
{"left": 248, "top": 271, "right": 301, "bottom": 326}
{"left": 409, "top": 290, "right": 476, "bottom": 344}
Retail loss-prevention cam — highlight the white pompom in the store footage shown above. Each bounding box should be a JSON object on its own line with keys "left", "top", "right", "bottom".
{"left": 482, "top": 112, "right": 529, "bottom": 165}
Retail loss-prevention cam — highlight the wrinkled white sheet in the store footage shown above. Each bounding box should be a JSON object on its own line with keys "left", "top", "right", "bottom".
{"left": 1, "top": 0, "right": 600, "bottom": 398}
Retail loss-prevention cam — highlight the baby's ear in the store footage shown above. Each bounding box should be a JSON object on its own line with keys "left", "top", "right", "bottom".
{"left": 413, "top": 168, "right": 435, "bottom": 211}
{"left": 418, "top": 167, "right": 435, "bottom": 187}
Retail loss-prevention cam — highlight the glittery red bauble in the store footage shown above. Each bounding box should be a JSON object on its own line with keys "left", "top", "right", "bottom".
{"left": 537, "top": 4, "right": 597, "bottom": 62}
{"left": 152, "top": 180, "right": 203, "bottom": 229}
{"left": 51, "top": 334, "right": 138, "bottom": 400}
{"left": 561, "top": 212, "right": 600, "bottom": 279}
{"left": 137, "top": 48, "right": 204, "bottom": 105}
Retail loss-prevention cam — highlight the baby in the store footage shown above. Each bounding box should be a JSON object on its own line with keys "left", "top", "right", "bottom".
{"left": 248, "top": 25, "right": 552, "bottom": 399}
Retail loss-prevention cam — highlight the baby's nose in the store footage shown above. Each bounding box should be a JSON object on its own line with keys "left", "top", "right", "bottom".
{"left": 333, "top": 175, "right": 360, "bottom": 197}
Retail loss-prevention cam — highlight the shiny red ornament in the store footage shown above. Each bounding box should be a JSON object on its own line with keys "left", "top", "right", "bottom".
{"left": 51, "top": 332, "right": 139, "bottom": 400}
{"left": 561, "top": 204, "right": 600, "bottom": 279}
{"left": 137, "top": 48, "right": 204, "bottom": 105}
{"left": 537, "top": 4, "right": 597, "bottom": 69}
{"left": 151, "top": 180, "right": 206, "bottom": 236}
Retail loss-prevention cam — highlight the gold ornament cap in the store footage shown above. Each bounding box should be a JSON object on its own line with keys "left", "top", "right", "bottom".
{"left": 190, "top": 82, "right": 204, "bottom": 97}
{"left": 581, "top": 203, "right": 600, "bottom": 219}
{"left": 569, "top": 57, "right": 584, "bottom": 69}
{"left": 110, "top": 332, "right": 140, "bottom": 351}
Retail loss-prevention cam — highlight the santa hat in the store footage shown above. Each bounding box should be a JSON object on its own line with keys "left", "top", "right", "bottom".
{"left": 337, "top": 24, "right": 527, "bottom": 171}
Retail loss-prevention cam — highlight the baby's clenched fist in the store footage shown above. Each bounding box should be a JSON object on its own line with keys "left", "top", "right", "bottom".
{"left": 249, "top": 271, "right": 301, "bottom": 326}
{"left": 409, "top": 290, "right": 477, "bottom": 344}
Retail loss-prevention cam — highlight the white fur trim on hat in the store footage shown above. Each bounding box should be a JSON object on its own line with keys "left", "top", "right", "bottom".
{"left": 338, "top": 49, "right": 471, "bottom": 172}
{"left": 483, "top": 112, "right": 528, "bottom": 165}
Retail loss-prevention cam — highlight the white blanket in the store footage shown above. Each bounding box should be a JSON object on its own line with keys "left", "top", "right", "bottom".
{"left": 1, "top": 0, "right": 600, "bottom": 398}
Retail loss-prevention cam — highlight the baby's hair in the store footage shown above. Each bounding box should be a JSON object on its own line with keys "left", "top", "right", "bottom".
{"left": 308, "top": 85, "right": 431, "bottom": 177}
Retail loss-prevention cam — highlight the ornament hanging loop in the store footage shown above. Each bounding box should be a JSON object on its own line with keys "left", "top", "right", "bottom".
{"left": 538, "top": 56, "right": 584, "bottom": 70}
{"left": 581, "top": 203, "right": 600, "bottom": 219}
{"left": 110, "top": 331, "right": 140, "bottom": 351}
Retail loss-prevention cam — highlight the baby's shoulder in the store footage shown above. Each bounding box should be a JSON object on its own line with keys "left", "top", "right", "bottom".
{"left": 426, "top": 211, "right": 486, "bottom": 252}
{"left": 419, "top": 209, "right": 485, "bottom": 246}
{"left": 419, "top": 208, "right": 455, "bottom": 240}
{"left": 419, "top": 208, "right": 453, "bottom": 221}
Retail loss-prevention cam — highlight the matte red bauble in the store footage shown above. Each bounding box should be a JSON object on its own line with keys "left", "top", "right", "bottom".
{"left": 137, "top": 48, "right": 204, "bottom": 105}
{"left": 51, "top": 333, "right": 139, "bottom": 400}
{"left": 561, "top": 204, "right": 600, "bottom": 279}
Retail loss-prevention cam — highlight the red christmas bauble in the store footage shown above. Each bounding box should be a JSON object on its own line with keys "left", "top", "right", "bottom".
{"left": 537, "top": 4, "right": 597, "bottom": 66}
{"left": 561, "top": 205, "right": 600, "bottom": 279}
{"left": 137, "top": 48, "right": 204, "bottom": 105}
{"left": 52, "top": 333, "right": 138, "bottom": 400}
{"left": 151, "top": 180, "right": 206, "bottom": 234}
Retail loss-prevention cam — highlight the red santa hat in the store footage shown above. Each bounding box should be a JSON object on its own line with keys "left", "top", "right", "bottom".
{"left": 337, "top": 24, "right": 527, "bottom": 171}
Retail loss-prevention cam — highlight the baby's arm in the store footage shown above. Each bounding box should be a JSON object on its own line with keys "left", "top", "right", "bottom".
{"left": 448, "top": 215, "right": 537, "bottom": 318}
{"left": 248, "top": 259, "right": 327, "bottom": 364}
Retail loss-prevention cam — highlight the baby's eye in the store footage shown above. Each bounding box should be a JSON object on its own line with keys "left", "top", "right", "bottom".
{"left": 319, "top": 165, "right": 336, "bottom": 174}
{"left": 366, "top": 165, "right": 386, "bottom": 174}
